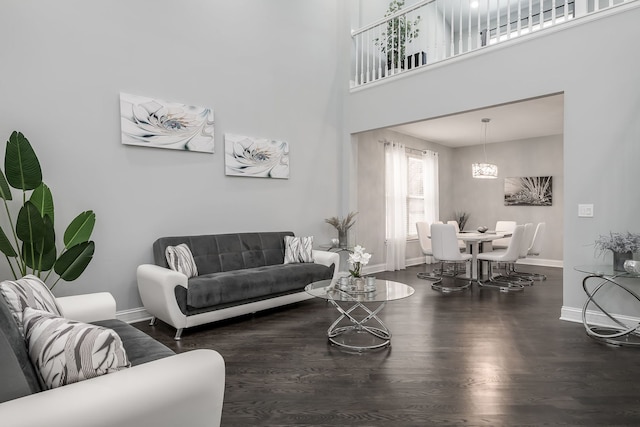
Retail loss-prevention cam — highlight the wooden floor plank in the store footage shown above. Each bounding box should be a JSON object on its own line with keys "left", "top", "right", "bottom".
{"left": 134, "top": 265, "right": 640, "bottom": 426}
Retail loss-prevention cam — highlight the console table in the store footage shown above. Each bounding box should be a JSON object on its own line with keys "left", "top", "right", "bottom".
{"left": 575, "top": 265, "right": 640, "bottom": 346}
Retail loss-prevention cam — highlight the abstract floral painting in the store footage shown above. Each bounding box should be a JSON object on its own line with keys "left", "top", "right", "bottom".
{"left": 224, "top": 133, "right": 289, "bottom": 179}
{"left": 120, "top": 92, "right": 214, "bottom": 153}
{"left": 504, "top": 176, "right": 553, "bottom": 206}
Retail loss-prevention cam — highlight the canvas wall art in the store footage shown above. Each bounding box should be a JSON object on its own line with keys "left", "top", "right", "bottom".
{"left": 504, "top": 176, "right": 553, "bottom": 206}
{"left": 120, "top": 92, "right": 214, "bottom": 153}
{"left": 224, "top": 133, "right": 289, "bottom": 179}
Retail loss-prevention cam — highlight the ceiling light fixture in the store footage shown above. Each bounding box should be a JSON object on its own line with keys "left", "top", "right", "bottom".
{"left": 472, "top": 118, "right": 498, "bottom": 179}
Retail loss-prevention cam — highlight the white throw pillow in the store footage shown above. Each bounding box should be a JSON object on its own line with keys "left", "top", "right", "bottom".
{"left": 284, "top": 236, "right": 314, "bottom": 264}
{"left": 0, "top": 275, "right": 61, "bottom": 336}
{"left": 165, "top": 243, "right": 199, "bottom": 278}
{"left": 23, "top": 307, "right": 130, "bottom": 389}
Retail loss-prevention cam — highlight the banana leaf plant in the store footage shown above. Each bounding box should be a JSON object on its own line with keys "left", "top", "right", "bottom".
{"left": 0, "top": 131, "right": 95, "bottom": 289}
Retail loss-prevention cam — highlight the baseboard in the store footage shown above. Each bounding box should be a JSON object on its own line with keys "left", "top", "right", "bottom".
{"left": 560, "top": 305, "right": 640, "bottom": 329}
{"left": 406, "top": 257, "right": 428, "bottom": 267}
{"left": 517, "top": 258, "right": 564, "bottom": 268}
{"left": 117, "top": 307, "right": 152, "bottom": 324}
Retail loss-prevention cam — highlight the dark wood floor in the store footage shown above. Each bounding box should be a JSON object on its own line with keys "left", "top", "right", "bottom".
{"left": 134, "top": 265, "right": 640, "bottom": 426}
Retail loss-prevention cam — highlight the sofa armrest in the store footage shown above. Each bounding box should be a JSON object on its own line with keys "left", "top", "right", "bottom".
{"left": 0, "top": 349, "right": 225, "bottom": 427}
{"left": 312, "top": 250, "right": 340, "bottom": 286}
{"left": 56, "top": 292, "right": 116, "bottom": 322}
{"left": 137, "top": 264, "right": 189, "bottom": 330}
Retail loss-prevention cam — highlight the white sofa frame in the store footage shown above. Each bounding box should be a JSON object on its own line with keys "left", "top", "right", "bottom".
{"left": 0, "top": 292, "right": 225, "bottom": 427}
{"left": 138, "top": 249, "right": 340, "bottom": 340}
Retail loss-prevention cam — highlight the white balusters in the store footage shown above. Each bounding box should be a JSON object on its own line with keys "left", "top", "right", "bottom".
{"left": 350, "top": 0, "right": 633, "bottom": 88}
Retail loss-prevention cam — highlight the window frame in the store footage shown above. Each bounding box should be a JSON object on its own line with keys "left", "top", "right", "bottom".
{"left": 405, "top": 152, "right": 425, "bottom": 240}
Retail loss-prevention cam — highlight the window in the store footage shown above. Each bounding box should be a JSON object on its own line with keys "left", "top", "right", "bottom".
{"left": 406, "top": 154, "right": 424, "bottom": 239}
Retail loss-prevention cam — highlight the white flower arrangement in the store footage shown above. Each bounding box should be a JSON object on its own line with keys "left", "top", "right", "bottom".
{"left": 348, "top": 245, "right": 371, "bottom": 278}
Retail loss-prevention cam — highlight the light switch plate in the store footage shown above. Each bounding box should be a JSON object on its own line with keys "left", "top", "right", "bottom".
{"left": 578, "top": 204, "right": 594, "bottom": 217}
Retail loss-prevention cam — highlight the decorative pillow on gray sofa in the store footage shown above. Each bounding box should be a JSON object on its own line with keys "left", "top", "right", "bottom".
{"left": 0, "top": 275, "right": 61, "bottom": 335}
{"left": 165, "top": 243, "right": 199, "bottom": 278}
{"left": 23, "top": 307, "right": 131, "bottom": 389}
{"left": 284, "top": 236, "right": 314, "bottom": 264}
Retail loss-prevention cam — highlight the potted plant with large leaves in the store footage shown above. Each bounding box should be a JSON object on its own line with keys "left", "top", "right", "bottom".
{"left": 0, "top": 131, "right": 96, "bottom": 289}
{"left": 374, "top": 0, "right": 421, "bottom": 72}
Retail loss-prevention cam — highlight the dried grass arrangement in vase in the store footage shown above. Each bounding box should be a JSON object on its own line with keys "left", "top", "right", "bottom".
{"left": 325, "top": 211, "right": 358, "bottom": 249}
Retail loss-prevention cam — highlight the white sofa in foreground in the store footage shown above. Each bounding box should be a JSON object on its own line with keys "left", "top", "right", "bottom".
{"left": 0, "top": 289, "right": 225, "bottom": 427}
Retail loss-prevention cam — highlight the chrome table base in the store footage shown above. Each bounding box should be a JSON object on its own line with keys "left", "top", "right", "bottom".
{"left": 326, "top": 297, "right": 391, "bottom": 351}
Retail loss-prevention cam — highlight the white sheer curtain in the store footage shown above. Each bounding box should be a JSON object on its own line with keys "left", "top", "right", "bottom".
{"left": 385, "top": 142, "right": 407, "bottom": 271}
{"left": 422, "top": 150, "right": 439, "bottom": 225}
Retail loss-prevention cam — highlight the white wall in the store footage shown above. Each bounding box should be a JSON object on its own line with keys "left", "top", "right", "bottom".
{"left": 345, "top": 3, "right": 640, "bottom": 317}
{"left": 0, "top": 0, "right": 344, "bottom": 311}
{"left": 452, "top": 135, "right": 564, "bottom": 261}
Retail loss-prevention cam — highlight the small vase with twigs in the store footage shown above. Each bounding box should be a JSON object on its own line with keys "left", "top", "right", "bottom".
{"left": 325, "top": 211, "right": 358, "bottom": 249}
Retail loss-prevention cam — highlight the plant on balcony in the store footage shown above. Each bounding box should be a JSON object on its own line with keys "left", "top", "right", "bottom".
{"left": 374, "top": 0, "right": 421, "bottom": 70}
{"left": 0, "top": 131, "right": 96, "bottom": 289}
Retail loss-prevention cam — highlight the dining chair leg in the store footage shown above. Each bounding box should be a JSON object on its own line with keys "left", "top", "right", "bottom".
{"left": 505, "top": 263, "right": 546, "bottom": 282}
{"left": 476, "top": 260, "right": 525, "bottom": 292}
{"left": 431, "top": 261, "right": 472, "bottom": 293}
{"left": 491, "top": 262, "right": 534, "bottom": 286}
{"left": 417, "top": 261, "right": 443, "bottom": 282}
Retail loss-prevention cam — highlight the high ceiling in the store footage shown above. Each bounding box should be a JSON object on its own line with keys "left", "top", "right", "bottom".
{"left": 389, "top": 93, "right": 564, "bottom": 147}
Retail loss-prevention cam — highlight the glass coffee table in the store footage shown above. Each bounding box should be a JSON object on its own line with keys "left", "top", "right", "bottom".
{"left": 305, "top": 279, "right": 414, "bottom": 351}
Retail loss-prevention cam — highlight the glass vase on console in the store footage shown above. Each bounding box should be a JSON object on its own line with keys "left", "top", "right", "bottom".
{"left": 613, "top": 251, "right": 633, "bottom": 272}
{"left": 338, "top": 230, "right": 348, "bottom": 249}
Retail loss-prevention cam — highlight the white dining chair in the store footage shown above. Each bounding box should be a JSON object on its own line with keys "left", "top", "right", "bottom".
{"left": 476, "top": 225, "right": 530, "bottom": 292}
{"left": 502, "top": 223, "right": 536, "bottom": 285}
{"left": 446, "top": 220, "right": 467, "bottom": 252}
{"left": 416, "top": 221, "right": 442, "bottom": 282}
{"left": 492, "top": 220, "right": 517, "bottom": 249}
{"left": 430, "top": 223, "right": 472, "bottom": 293}
{"left": 507, "top": 222, "right": 547, "bottom": 281}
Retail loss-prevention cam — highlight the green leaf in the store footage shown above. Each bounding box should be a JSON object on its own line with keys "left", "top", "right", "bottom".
{"left": 54, "top": 241, "right": 94, "bottom": 281}
{"left": 29, "top": 183, "right": 54, "bottom": 222}
{"left": 0, "top": 227, "right": 17, "bottom": 257}
{"left": 22, "top": 243, "right": 56, "bottom": 272}
{"left": 63, "top": 210, "right": 95, "bottom": 248}
{"left": 41, "top": 215, "right": 56, "bottom": 254}
{"left": 16, "top": 201, "right": 45, "bottom": 244}
{"left": 5, "top": 131, "right": 42, "bottom": 191}
{"left": 0, "top": 169, "right": 12, "bottom": 201}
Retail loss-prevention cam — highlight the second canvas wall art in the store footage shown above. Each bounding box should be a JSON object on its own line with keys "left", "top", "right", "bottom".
{"left": 224, "top": 133, "right": 290, "bottom": 179}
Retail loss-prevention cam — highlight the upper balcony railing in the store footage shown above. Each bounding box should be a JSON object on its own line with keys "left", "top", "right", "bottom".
{"left": 351, "top": 0, "right": 634, "bottom": 88}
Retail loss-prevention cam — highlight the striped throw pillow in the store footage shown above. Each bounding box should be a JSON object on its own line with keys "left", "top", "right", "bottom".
{"left": 165, "top": 243, "right": 198, "bottom": 278}
{"left": 0, "top": 275, "right": 61, "bottom": 336}
{"left": 284, "top": 236, "right": 314, "bottom": 264}
{"left": 23, "top": 307, "right": 130, "bottom": 389}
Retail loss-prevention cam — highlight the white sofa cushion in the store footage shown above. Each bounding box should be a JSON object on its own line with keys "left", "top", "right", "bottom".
{"left": 0, "top": 275, "right": 61, "bottom": 335}
{"left": 165, "top": 243, "right": 198, "bottom": 278}
{"left": 23, "top": 308, "right": 130, "bottom": 389}
{"left": 284, "top": 235, "right": 314, "bottom": 264}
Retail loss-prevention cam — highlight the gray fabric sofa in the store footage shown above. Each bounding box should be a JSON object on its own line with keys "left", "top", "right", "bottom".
{"left": 0, "top": 291, "right": 225, "bottom": 427}
{"left": 137, "top": 231, "right": 340, "bottom": 340}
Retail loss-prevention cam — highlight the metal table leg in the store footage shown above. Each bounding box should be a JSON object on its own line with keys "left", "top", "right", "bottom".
{"left": 326, "top": 298, "right": 391, "bottom": 351}
{"left": 582, "top": 274, "right": 640, "bottom": 346}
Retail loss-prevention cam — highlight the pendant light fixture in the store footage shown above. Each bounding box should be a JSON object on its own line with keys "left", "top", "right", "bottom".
{"left": 472, "top": 118, "right": 498, "bottom": 179}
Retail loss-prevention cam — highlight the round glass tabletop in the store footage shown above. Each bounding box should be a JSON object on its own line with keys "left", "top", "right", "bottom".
{"left": 574, "top": 265, "right": 640, "bottom": 277}
{"left": 305, "top": 279, "right": 415, "bottom": 303}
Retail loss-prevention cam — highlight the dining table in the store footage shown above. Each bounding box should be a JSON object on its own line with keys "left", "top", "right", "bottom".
{"left": 456, "top": 231, "right": 512, "bottom": 280}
